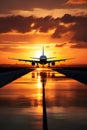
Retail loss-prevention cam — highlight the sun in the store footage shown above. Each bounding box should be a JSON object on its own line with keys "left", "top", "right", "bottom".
{"left": 35, "top": 51, "right": 42, "bottom": 58}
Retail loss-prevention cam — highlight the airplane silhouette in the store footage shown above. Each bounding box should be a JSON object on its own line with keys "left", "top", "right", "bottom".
{"left": 9, "top": 47, "right": 72, "bottom": 67}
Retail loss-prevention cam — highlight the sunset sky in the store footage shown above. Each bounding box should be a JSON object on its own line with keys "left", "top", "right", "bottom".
{"left": 0, "top": 0, "right": 87, "bottom": 65}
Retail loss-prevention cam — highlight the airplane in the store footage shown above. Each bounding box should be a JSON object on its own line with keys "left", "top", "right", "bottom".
{"left": 9, "top": 47, "right": 72, "bottom": 67}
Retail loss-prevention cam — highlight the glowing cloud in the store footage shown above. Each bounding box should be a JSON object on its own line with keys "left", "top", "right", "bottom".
{"left": 67, "top": 0, "right": 87, "bottom": 4}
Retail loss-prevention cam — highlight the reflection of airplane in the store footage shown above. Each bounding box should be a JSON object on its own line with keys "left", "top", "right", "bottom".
{"left": 31, "top": 71, "right": 66, "bottom": 79}
{"left": 9, "top": 47, "right": 72, "bottom": 67}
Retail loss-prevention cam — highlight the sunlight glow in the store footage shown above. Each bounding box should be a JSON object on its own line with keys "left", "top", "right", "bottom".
{"left": 35, "top": 51, "right": 42, "bottom": 58}
{"left": 37, "top": 76, "right": 42, "bottom": 88}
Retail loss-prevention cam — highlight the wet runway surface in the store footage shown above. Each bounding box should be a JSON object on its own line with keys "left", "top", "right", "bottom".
{"left": 0, "top": 68, "right": 87, "bottom": 130}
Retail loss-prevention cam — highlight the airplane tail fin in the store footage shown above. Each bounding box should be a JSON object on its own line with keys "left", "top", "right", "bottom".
{"left": 42, "top": 46, "right": 44, "bottom": 55}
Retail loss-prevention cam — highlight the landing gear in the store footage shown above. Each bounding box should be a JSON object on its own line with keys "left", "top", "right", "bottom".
{"left": 37, "top": 63, "right": 39, "bottom": 67}
{"left": 48, "top": 63, "right": 50, "bottom": 67}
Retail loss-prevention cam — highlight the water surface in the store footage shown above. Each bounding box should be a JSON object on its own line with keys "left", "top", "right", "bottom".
{"left": 0, "top": 68, "right": 87, "bottom": 130}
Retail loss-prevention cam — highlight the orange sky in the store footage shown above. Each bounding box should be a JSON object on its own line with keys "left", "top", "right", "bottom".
{"left": 0, "top": 0, "right": 87, "bottom": 65}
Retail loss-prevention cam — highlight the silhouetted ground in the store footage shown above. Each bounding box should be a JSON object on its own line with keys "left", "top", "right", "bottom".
{"left": 0, "top": 67, "right": 34, "bottom": 88}
{"left": 53, "top": 67, "right": 87, "bottom": 85}
{"left": 0, "top": 66, "right": 32, "bottom": 73}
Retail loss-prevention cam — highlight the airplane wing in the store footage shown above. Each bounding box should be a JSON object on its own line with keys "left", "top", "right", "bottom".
{"left": 47, "top": 57, "right": 56, "bottom": 59}
{"left": 30, "top": 57, "right": 39, "bottom": 59}
{"left": 47, "top": 58, "right": 73, "bottom": 63}
{"left": 9, "top": 58, "right": 40, "bottom": 63}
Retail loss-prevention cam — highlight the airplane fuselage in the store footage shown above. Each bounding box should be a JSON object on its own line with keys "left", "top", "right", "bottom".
{"left": 10, "top": 46, "right": 72, "bottom": 66}
{"left": 40, "top": 55, "right": 47, "bottom": 64}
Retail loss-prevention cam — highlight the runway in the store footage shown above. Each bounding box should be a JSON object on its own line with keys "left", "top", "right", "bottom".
{"left": 0, "top": 68, "right": 87, "bottom": 130}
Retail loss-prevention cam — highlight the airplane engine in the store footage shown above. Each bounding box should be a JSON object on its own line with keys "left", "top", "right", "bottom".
{"left": 52, "top": 62, "right": 55, "bottom": 65}
{"left": 32, "top": 62, "right": 35, "bottom": 66}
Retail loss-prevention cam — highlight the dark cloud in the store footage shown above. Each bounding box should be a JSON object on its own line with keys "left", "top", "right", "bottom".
{"left": 70, "top": 16, "right": 87, "bottom": 42}
{"left": 0, "top": 15, "right": 59, "bottom": 33}
{"left": 62, "top": 14, "right": 87, "bottom": 48}
{"left": 61, "top": 14, "right": 75, "bottom": 23}
{"left": 33, "top": 16, "right": 58, "bottom": 32}
{"left": 0, "top": 14, "right": 87, "bottom": 48}
{"left": 52, "top": 25, "right": 68, "bottom": 38}
{"left": 0, "top": 0, "right": 87, "bottom": 13}
{"left": 52, "top": 14, "right": 87, "bottom": 48}
{"left": 0, "top": 15, "right": 34, "bottom": 33}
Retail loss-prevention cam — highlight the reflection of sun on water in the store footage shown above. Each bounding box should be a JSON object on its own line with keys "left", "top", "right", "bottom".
{"left": 35, "top": 79, "right": 42, "bottom": 113}
{"left": 37, "top": 93, "right": 42, "bottom": 100}
{"left": 37, "top": 75, "right": 42, "bottom": 89}
{"left": 36, "top": 105, "right": 42, "bottom": 114}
